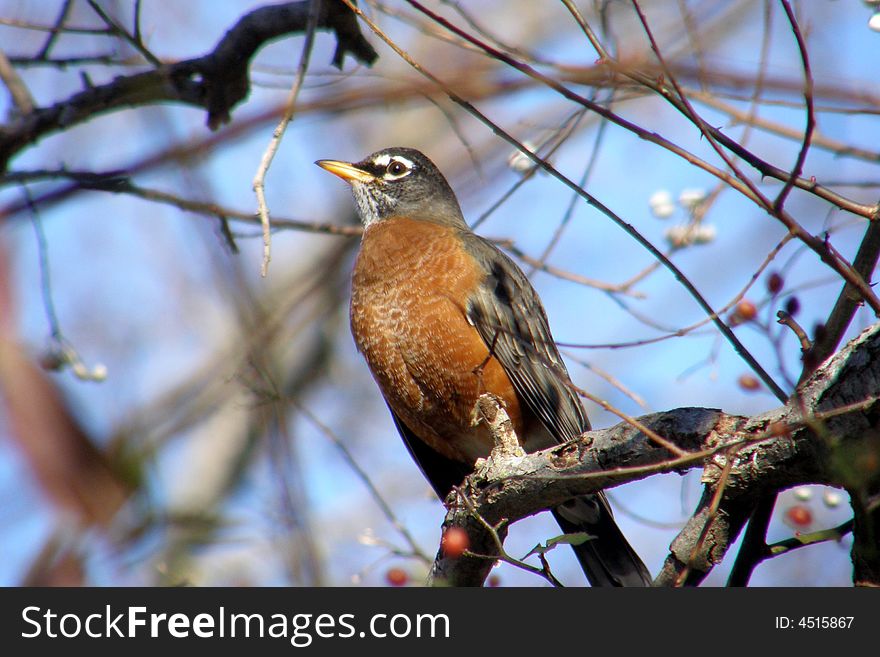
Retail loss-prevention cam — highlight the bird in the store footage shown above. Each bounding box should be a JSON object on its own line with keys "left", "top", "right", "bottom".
{"left": 316, "top": 146, "right": 651, "bottom": 586}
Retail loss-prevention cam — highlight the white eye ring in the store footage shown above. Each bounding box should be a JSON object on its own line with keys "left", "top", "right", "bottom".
{"left": 373, "top": 154, "right": 414, "bottom": 180}
{"left": 385, "top": 159, "right": 410, "bottom": 177}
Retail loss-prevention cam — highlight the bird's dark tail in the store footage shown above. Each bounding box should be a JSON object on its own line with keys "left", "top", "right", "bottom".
{"left": 552, "top": 492, "right": 651, "bottom": 587}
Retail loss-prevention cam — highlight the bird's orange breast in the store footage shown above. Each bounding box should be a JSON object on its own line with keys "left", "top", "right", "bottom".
{"left": 350, "top": 216, "right": 522, "bottom": 464}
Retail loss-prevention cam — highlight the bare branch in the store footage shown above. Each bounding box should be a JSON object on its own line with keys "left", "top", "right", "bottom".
{"left": 0, "top": 49, "right": 35, "bottom": 114}
{"left": 432, "top": 323, "right": 880, "bottom": 586}
{"left": 0, "top": 0, "right": 377, "bottom": 170}
{"left": 253, "top": 0, "right": 320, "bottom": 277}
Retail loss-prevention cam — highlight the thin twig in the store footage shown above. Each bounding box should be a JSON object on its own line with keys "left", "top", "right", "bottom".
{"left": 35, "top": 0, "right": 74, "bottom": 60}
{"left": 801, "top": 220, "right": 880, "bottom": 381}
{"left": 253, "top": 0, "right": 320, "bottom": 277}
{"left": 453, "top": 488, "right": 564, "bottom": 587}
{"left": 499, "top": 240, "right": 645, "bottom": 296}
{"left": 471, "top": 107, "right": 586, "bottom": 230}
{"left": 532, "top": 108, "right": 605, "bottom": 269}
{"left": 0, "top": 49, "right": 35, "bottom": 114}
{"left": 86, "top": 0, "right": 161, "bottom": 67}
{"left": 773, "top": 0, "right": 815, "bottom": 212}
{"left": 564, "top": 381, "right": 687, "bottom": 457}
{"left": 621, "top": 2, "right": 880, "bottom": 315}
{"left": 558, "top": 234, "right": 794, "bottom": 349}
{"left": 777, "top": 310, "right": 812, "bottom": 353}
{"left": 768, "top": 519, "right": 853, "bottom": 556}
{"left": 675, "top": 447, "right": 736, "bottom": 587}
{"left": 295, "top": 403, "right": 432, "bottom": 564}
{"left": 2, "top": 171, "right": 363, "bottom": 237}
{"left": 23, "top": 187, "right": 61, "bottom": 341}
{"left": 21, "top": 186, "right": 105, "bottom": 382}
{"left": 562, "top": 351, "right": 648, "bottom": 409}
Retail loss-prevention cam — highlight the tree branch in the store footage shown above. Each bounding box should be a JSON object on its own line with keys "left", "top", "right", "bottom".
{"left": 0, "top": 0, "right": 377, "bottom": 171}
{"left": 430, "top": 323, "right": 880, "bottom": 586}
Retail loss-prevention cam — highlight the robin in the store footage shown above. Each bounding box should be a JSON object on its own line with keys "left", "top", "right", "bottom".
{"left": 317, "top": 147, "right": 650, "bottom": 586}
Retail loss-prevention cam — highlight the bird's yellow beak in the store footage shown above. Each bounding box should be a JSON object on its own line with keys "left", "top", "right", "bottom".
{"left": 315, "top": 159, "right": 376, "bottom": 184}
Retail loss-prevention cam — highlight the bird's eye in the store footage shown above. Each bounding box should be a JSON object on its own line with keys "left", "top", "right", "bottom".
{"left": 386, "top": 160, "right": 408, "bottom": 177}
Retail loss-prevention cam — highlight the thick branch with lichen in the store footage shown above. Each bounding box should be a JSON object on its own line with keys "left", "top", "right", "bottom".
{"left": 429, "top": 323, "right": 880, "bottom": 587}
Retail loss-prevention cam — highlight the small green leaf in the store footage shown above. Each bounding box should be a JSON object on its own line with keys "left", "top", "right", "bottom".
{"left": 524, "top": 532, "right": 594, "bottom": 558}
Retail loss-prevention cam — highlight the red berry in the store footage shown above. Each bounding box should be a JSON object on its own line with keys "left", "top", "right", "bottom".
{"left": 385, "top": 567, "right": 408, "bottom": 587}
{"left": 735, "top": 299, "right": 758, "bottom": 322}
{"left": 487, "top": 574, "right": 501, "bottom": 587}
{"left": 784, "top": 505, "right": 813, "bottom": 528}
{"left": 767, "top": 272, "right": 784, "bottom": 295}
{"left": 441, "top": 527, "right": 470, "bottom": 558}
{"left": 738, "top": 374, "right": 761, "bottom": 392}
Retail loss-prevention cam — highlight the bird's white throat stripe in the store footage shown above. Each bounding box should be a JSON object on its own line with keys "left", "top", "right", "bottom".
{"left": 352, "top": 182, "right": 393, "bottom": 227}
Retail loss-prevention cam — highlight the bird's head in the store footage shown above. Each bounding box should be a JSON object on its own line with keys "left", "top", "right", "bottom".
{"left": 316, "top": 147, "right": 466, "bottom": 228}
